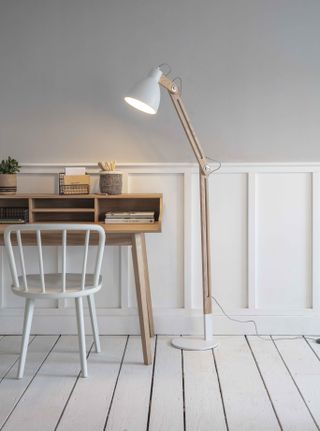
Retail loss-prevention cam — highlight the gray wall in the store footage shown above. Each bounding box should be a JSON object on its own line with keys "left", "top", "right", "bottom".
{"left": 0, "top": 0, "right": 319, "bottom": 163}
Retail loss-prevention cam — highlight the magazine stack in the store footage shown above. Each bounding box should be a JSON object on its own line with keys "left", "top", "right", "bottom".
{"left": 105, "top": 211, "right": 155, "bottom": 224}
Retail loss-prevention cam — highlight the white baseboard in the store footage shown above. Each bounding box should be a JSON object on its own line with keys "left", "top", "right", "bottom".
{"left": 1, "top": 308, "right": 319, "bottom": 335}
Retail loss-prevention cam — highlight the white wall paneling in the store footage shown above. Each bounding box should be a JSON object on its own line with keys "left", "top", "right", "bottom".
{"left": 256, "top": 172, "right": 312, "bottom": 309}
{"left": 0, "top": 247, "right": 4, "bottom": 309}
{"left": 248, "top": 172, "right": 257, "bottom": 309}
{"left": 312, "top": 172, "right": 320, "bottom": 311}
{"left": 128, "top": 173, "right": 184, "bottom": 309}
{"left": 1, "top": 163, "right": 320, "bottom": 335}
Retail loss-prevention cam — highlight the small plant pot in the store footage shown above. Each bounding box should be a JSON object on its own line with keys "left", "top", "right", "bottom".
{"left": 99, "top": 171, "right": 123, "bottom": 195}
{"left": 0, "top": 174, "right": 17, "bottom": 194}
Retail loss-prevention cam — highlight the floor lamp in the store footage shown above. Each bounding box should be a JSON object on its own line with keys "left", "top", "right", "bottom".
{"left": 124, "top": 66, "right": 217, "bottom": 351}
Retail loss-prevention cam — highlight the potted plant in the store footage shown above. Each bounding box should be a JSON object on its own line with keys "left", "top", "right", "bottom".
{"left": 0, "top": 157, "right": 20, "bottom": 194}
{"left": 98, "top": 161, "right": 123, "bottom": 194}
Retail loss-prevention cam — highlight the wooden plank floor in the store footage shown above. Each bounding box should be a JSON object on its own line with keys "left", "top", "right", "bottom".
{"left": 0, "top": 335, "right": 320, "bottom": 431}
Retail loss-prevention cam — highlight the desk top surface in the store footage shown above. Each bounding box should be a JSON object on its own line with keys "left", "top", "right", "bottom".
{"left": 0, "top": 221, "right": 161, "bottom": 235}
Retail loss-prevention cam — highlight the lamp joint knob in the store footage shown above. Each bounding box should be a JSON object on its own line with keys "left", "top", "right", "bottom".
{"left": 171, "top": 84, "right": 178, "bottom": 93}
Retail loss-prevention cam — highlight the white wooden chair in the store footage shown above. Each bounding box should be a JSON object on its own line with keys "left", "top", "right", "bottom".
{"left": 4, "top": 223, "right": 106, "bottom": 379}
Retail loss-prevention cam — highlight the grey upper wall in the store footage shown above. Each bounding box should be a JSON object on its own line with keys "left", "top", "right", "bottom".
{"left": 0, "top": 0, "right": 319, "bottom": 163}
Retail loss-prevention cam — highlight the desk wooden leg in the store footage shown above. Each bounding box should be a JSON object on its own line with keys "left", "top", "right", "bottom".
{"left": 141, "top": 233, "right": 155, "bottom": 337}
{"left": 132, "top": 233, "right": 152, "bottom": 365}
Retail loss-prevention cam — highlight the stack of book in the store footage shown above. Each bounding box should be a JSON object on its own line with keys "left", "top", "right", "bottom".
{"left": 105, "top": 211, "right": 155, "bottom": 224}
{"left": 0, "top": 207, "right": 28, "bottom": 224}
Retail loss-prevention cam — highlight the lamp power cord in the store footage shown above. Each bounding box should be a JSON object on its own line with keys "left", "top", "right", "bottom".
{"left": 211, "top": 295, "right": 320, "bottom": 343}
{"left": 206, "top": 156, "right": 222, "bottom": 174}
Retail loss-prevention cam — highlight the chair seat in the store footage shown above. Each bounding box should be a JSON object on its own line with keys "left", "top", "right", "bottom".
{"left": 13, "top": 273, "right": 102, "bottom": 299}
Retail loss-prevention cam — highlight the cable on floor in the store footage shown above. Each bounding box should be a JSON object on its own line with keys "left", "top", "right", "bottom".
{"left": 211, "top": 295, "right": 320, "bottom": 343}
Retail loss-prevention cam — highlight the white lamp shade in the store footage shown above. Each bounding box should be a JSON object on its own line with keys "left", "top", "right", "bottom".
{"left": 124, "top": 68, "right": 163, "bottom": 115}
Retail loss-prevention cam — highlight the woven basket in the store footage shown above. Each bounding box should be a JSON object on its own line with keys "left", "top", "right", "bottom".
{"left": 99, "top": 172, "right": 122, "bottom": 195}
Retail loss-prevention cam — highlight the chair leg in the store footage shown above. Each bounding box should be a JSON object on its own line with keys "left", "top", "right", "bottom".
{"left": 75, "top": 297, "right": 88, "bottom": 378}
{"left": 87, "top": 294, "right": 101, "bottom": 353}
{"left": 17, "top": 298, "right": 35, "bottom": 379}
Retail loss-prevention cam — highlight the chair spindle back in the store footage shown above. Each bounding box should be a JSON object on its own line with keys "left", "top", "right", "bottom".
{"left": 4, "top": 224, "right": 106, "bottom": 293}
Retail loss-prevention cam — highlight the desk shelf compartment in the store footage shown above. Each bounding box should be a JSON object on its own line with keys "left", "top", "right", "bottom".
{"left": 0, "top": 198, "right": 29, "bottom": 208}
{"left": 31, "top": 198, "right": 95, "bottom": 209}
{"left": 97, "top": 196, "right": 162, "bottom": 223}
{"left": 0, "top": 198, "right": 30, "bottom": 223}
{"left": 32, "top": 212, "right": 95, "bottom": 223}
{"left": 30, "top": 197, "right": 96, "bottom": 223}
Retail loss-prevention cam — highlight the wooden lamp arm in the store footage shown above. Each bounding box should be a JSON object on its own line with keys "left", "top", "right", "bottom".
{"left": 159, "top": 74, "right": 213, "bottom": 324}
{"left": 159, "top": 75, "right": 209, "bottom": 176}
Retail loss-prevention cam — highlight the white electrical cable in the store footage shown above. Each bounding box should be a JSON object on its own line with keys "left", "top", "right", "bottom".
{"left": 206, "top": 156, "right": 222, "bottom": 174}
{"left": 212, "top": 295, "right": 319, "bottom": 343}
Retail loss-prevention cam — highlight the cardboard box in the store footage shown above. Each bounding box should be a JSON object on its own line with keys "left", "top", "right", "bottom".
{"left": 63, "top": 175, "right": 90, "bottom": 186}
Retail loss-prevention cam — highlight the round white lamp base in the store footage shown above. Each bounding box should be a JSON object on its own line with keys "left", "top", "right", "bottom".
{"left": 171, "top": 337, "right": 218, "bottom": 351}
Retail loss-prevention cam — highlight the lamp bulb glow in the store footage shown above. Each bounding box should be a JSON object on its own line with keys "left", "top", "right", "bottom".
{"left": 124, "top": 97, "right": 157, "bottom": 115}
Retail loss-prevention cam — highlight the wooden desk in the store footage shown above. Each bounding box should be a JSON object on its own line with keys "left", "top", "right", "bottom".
{"left": 0, "top": 193, "right": 163, "bottom": 365}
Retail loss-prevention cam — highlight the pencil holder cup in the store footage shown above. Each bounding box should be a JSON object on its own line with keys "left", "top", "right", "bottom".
{"left": 99, "top": 171, "right": 122, "bottom": 194}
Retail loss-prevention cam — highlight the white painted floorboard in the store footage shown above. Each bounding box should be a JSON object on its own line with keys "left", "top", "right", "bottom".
{"left": 0, "top": 336, "right": 34, "bottom": 380}
{"left": 148, "top": 336, "right": 184, "bottom": 431}
{"left": 57, "top": 336, "right": 127, "bottom": 431}
{"left": 183, "top": 348, "right": 227, "bottom": 431}
{"left": 0, "top": 335, "right": 58, "bottom": 429}
{"left": 273, "top": 337, "right": 320, "bottom": 427}
{"left": 214, "top": 336, "right": 281, "bottom": 431}
{"left": 248, "top": 336, "right": 318, "bottom": 431}
{"left": 305, "top": 336, "right": 320, "bottom": 361}
{"left": 2, "top": 336, "right": 91, "bottom": 431}
{"left": 105, "top": 336, "right": 155, "bottom": 431}
{"left": 0, "top": 335, "right": 319, "bottom": 431}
